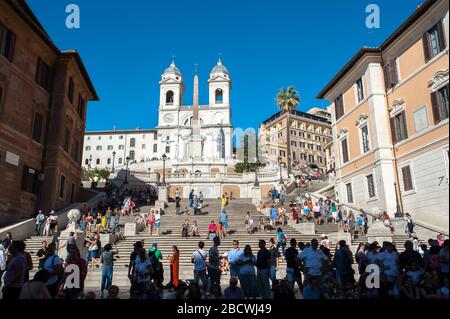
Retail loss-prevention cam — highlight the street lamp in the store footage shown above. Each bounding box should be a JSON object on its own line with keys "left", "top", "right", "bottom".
{"left": 112, "top": 151, "right": 116, "bottom": 172}
{"left": 124, "top": 156, "right": 130, "bottom": 185}
{"left": 278, "top": 157, "right": 284, "bottom": 185}
{"left": 254, "top": 161, "right": 260, "bottom": 186}
{"left": 161, "top": 153, "right": 167, "bottom": 186}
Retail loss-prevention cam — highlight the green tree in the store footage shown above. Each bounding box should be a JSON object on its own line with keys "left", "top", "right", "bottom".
{"left": 276, "top": 86, "right": 300, "bottom": 176}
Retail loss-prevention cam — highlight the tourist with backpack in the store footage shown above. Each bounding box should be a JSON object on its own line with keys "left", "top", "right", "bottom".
{"left": 192, "top": 241, "right": 209, "bottom": 295}
{"left": 276, "top": 227, "right": 287, "bottom": 257}
{"left": 100, "top": 244, "right": 118, "bottom": 298}
{"left": 43, "top": 242, "right": 63, "bottom": 298}
{"left": 148, "top": 242, "right": 164, "bottom": 288}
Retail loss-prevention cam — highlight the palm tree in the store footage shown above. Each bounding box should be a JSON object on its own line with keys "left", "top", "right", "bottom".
{"left": 276, "top": 86, "right": 300, "bottom": 176}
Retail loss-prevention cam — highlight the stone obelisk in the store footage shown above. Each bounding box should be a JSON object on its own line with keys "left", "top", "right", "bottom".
{"left": 191, "top": 66, "right": 202, "bottom": 159}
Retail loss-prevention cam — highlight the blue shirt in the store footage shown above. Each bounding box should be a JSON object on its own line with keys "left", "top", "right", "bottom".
{"left": 270, "top": 208, "right": 277, "bottom": 219}
{"left": 80, "top": 220, "right": 89, "bottom": 231}
{"left": 220, "top": 212, "right": 228, "bottom": 223}
{"left": 36, "top": 213, "right": 45, "bottom": 224}
{"left": 228, "top": 248, "right": 243, "bottom": 265}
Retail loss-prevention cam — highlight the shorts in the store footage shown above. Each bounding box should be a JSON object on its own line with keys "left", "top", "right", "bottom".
{"left": 222, "top": 221, "right": 228, "bottom": 228}
{"left": 155, "top": 221, "right": 161, "bottom": 227}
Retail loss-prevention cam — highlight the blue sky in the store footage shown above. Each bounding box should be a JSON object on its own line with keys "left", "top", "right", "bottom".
{"left": 28, "top": 0, "right": 424, "bottom": 132}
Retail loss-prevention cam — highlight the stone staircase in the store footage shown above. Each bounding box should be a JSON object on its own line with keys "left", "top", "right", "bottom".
{"left": 18, "top": 191, "right": 412, "bottom": 299}
{"left": 105, "top": 199, "right": 324, "bottom": 295}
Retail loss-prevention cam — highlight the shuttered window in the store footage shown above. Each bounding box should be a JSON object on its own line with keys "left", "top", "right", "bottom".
{"left": 0, "top": 22, "right": 16, "bottom": 61}
{"left": 36, "top": 58, "right": 52, "bottom": 91}
{"left": 341, "top": 138, "right": 349, "bottom": 164}
{"left": 356, "top": 77, "right": 364, "bottom": 102}
{"left": 366, "top": 174, "right": 376, "bottom": 198}
{"left": 431, "top": 84, "right": 449, "bottom": 124}
{"left": 346, "top": 183, "right": 353, "bottom": 203}
{"left": 335, "top": 94, "right": 344, "bottom": 120}
{"left": 59, "top": 175, "right": 65, "bottom": 198}
{"left": 401, "top": 166, "right": 414, "bottom": 192}
{"left": 22, "top": 166, "right": 39, "bottom": 194}
{"left": 390, "top": 111, "right": 408, "bottom": 144}
{"left": 32, "top": 112, "right": 43, "bottom": 143}
{"left": 64, "top": 128, "right": 70, "bottom": 152}
{"left": 361, "top": 124, "right": 370, "bottom": 153}
{"left": 77, "top": 94, "right": 85, "bottom": 119}
{"left": 383, "top": 60, "right": 398, "bottom": 89}
{"left": 68, "top": 77, "right": 74, "bottom": 103}
{"left": 423, "top": 21, "right": 446, "bottom": 62}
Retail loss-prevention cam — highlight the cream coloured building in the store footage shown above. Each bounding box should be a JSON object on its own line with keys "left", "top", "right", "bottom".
{"left": 317, "top": 0, "right": 449, "bottom": 232}
{"left": 258, "top": 109, "right": 332, "bottom": 174}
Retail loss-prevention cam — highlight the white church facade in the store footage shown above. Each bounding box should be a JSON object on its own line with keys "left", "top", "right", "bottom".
{"left": 82, "top": 59, "right": 236, "bottom": 174}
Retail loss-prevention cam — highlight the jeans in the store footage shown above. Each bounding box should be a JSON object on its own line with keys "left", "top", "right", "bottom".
{"left": 230, "top": 264, "right": 240, "bottom": 278}
{"left": 257, "top": 268, "right": 272, "bottom": 299}
{"left": 101, "top": 266, "right": 113, "bottom": 293}
{"left": 270, "top": 265, "right": 278, "bottom": 289}
{"left": 208, "top": 267, "right": 221, "bottom": 288}
{"left": 189, "top": 199, "right": 193, "bottom": 208}
{"left": 277, "top": 242, "right": 286, "bottom": 256}
{"left": 194, "top": 269, "right": 208, "bottom": 291}
{"left": 86, "top": 250, "right": 98, "bottom": 263}
{"left": 106, "top": 217, "right": 111, "bottom": 229}
{"left": 35, "top": 223, "right": 43, "bottom": 235}
{"left": 112, "top": 224, "right": 120, "bottom": 234}
{"left": 286, "top": 267, "right": 302, "bottom": 290}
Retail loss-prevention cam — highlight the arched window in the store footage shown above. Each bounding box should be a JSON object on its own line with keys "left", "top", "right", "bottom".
{"left": 130, "top": 138, "right": 136, "bottom": 147}
{"left": 118, "top": 158, "right": 123, "bottom": 164}
{"left": 85, "top": 159, "right": 89, "bottom": 165}
{"left": 96, "top": 158, "right": 100, "bottom": 165}
{"left": 129, "top": 151, "right": 135, "bottom": 160}
{"left": 107, "top": 158, "right": 111, "bottom": 165}
{"left": 215, "top": 89, "right": 223, "bottom": 103}
{"left": 166, "top": 90, "right": 174, "bottom": 105}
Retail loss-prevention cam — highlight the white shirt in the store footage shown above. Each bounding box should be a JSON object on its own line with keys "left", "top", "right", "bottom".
{"left": 0, "top": 244, "right": 6, "bottom": 271}
{"left": 298, "top": 247, "right": 328, "bottom": 276}
{"left": 378, "top": 251, "right": 399, "bottom": 277}
{"left": 192, "top": 249, "right": 208, "bottom": 271}
{"left": 154, "top": 213, "right": 161, "bottom": 222}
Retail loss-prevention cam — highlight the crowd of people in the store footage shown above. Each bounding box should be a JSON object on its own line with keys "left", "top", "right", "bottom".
{"left": 261, "top": 192, "right": 371, "bottom": 241}
{"left": 1, "top": 181, "right": 449, "bottom": 300}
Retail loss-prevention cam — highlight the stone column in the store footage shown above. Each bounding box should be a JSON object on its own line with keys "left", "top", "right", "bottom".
{"left": 252, "top": 186, "right": 261, "bottom": 206}
{"left": 155, "top": 185, "right": 168, "bottom": 213}
{"left": 57, "top": 209, "right": 85, "bottom": 260}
